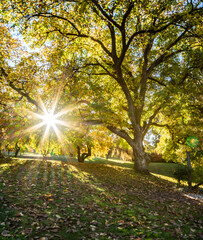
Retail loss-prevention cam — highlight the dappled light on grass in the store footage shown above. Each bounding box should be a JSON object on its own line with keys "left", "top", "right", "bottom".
{"left": 151, "top": 173, "right": 178, "bottom": 184}
{"left": 0, "top": 159, "right": 202, "bottom": 239}
{"left": 68, "top": 164, "right": 112, "bottom": 199}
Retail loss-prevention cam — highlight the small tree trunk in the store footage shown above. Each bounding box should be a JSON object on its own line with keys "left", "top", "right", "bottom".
{"left": 106, "top": 147, "right": 113, "bottom": 159}
{"left": 6, "top": 144, "right": 10, "bottom": 156}
{"left": 77, "top": 145, "right": 82, "bottom": 162}
{"left": 14, "top": 143, "right": 21, "bottom": 157}
{"left": 77, "top": 145, "right": 91, "bottom": 163}
{"left": 186, "top": 151, "right": 192, "bottom": 189}
{"left": 14, "top": 147, "right": 21, "bottom": 157}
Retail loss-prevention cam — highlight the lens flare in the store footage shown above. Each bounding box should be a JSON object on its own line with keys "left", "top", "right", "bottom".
{"left": 11, "top": 90, "right": 82, "bottom": 155}
{"left": 42, "top": 112, "right": 57, "bottom": 128}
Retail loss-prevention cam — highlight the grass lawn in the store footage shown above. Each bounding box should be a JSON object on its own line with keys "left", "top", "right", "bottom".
{"left": 0, "top": 158, "right": 202, "bottom": 240}
{"left": 87, "top": 158, "right": 181, "bottom": 179}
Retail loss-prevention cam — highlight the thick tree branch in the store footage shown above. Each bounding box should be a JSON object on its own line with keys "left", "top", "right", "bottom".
{"left": 96, "top": 60, "right": 117, "bottom": 80}
{"left": 1, "top": 67, "right": 41, "bottom": 110}
{"left": 126, "top": 12, "right": 188, "bottom": 53}
{"left": 81, "top": 119, "right": 135, "bottom": 147}
{"left": 142, "top": 106, "right": 162, "bottom": 138}
{"left": 108, "top": 23, "right": 118, "bottom": 62}
{"left": 140, "top": 40, "right": 154, "bottom": 91}
{"left": 126, "top": 21, "right": 176, "bottom": 51}
{"left": 26, "top": 13, "right": 81, "bottom": 34}
{"left": 118, "top": 2, "right": 134, "bottom": 65}
{"left": 147, "top": 30, "right": 187, "bottom": 75}
{"left": 9, "top": 82, "right": 41, "bottom": 110}
{"left": 90, "top": 0, "right": 121, "bottom": 29}
{"left": 126, "top": 30, "right": 147, "bottom": 54}
{"left": 151, "top": 122, "right": 176, "bottom": 140}
{"left": 107, "top": 125, "right": 135, "bottom": 147}
{"left": 136, "top": 39, "right": 154, "bottom": 123}
{"left": 121, "top": 2, "right": 134, "bottom": 29}
{"left": 115, "top": 66, "right": 138, "bottom": 131}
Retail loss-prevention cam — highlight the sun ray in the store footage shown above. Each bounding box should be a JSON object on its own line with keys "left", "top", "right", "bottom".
{"left": 18, "top": 88, "right": 83, "bottom": 155}
{"left": 52, "top": 123, "right": 68, "bottom": 153}
{"left": 16, "top": 107, "right": 44, "bottom": 121}
{"left": 55, "top": 119, "right": 76, "bottom": 128}
{"left": 41, "top": 125, "right": 50, "bottom": 145}
{"left": 38, "top": 96, "right": 49, "bottom": 115}
{"left": 24, "top": 121, "right": 46, "bottom": 134}
{"left": 52, "top": 124, "right": 63, "bottom": 145}
{"left": 54, "top": 105, "right": 77, "bottom": 119}
{"left": 50, "top": 90, "right": 60, "bottom": 115}
{"left": 9, "top": 121, "right": 46, "bottom": 141}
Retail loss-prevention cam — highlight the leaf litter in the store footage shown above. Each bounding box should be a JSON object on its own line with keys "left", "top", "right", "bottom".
{"left": 0, "top": 160, "right": 202, "bottom": 239}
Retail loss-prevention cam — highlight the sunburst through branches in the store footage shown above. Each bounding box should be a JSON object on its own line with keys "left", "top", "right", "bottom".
{"left": 20, "top": 92, "right": 80, "bottom": 154}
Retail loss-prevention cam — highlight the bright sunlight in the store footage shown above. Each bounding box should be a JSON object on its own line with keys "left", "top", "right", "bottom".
{"left": 20, "top": 91, "right": 78, "bottom": 152}
{"left": 42, "top": 112, "right": 57, "bottom": 128}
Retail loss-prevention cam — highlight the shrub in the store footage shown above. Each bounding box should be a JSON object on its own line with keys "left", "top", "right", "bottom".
{"left": 0, "top": 154, "right": 12, "bottom": 164}
{"left": 173, "top": 166, "right": 188, "bottom": 185}
{"left": 150, "top": 153, "right": 166, "bottom": 163}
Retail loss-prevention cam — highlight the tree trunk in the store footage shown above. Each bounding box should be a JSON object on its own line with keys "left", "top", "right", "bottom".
{"left": 14, "top": 147, "right": 21, "bottom": 157}
{"left": 186, "top": 151, "right": 192, "bottom": 189}
{"left": 14, "top": 143, "right": 21, "bottom": 157}
{"left": 107, "top": 126, "right": 151, "bottom": 174}
{"left": 106, "top": 147, "right": 113, "bottom": 159}
{"left": 6, "top": 144, "right": 10, "bottom": 156}
{"left": 77, "top": 145, "right": 91, "bottom": 163}
{"left": 132, "top": 138, "right": 151, "bottom": 174}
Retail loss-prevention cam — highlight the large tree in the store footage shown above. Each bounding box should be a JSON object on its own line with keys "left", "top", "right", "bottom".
{"left": 1, "top": 0, "right": 202, "bottom": 173}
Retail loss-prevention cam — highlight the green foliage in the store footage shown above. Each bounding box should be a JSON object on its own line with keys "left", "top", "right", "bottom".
{"left": 173, "top": 166, "right": 188, "bottom": 184}
{"left": 190, "top": 150, "right": 203, "bottom": 184}
{"left": 0, "top": 0, "right": 202, "bottom": 172}
{"left": 172, "top": 150, "right": 203, "bottom": 187}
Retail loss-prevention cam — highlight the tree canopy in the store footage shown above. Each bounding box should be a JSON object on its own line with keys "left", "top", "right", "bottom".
{"left": 0, "top": 0, "right": 202, "bottom": 173}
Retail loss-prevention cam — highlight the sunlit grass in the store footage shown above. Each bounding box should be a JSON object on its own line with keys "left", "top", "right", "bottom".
{"left": 151, "top": 173, "right": 178, "bottom": 184}
{"left": 0, "top": 158, "right": 202, "bottom": 239}
{"left": 68, "top": 164, "right": 112, "bottom": 199}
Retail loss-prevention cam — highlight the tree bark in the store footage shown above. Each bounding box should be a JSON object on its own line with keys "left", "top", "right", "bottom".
{"left": 14, "top": 143, "right": 21, "bottom": 157}
{"left": 6, "top": 144, "right": 10, "bottom": 156}
{"left": 132, "top": 133, "right": 151, "bottom": 174}
{"left": 132, "top": 147, "right": 151, "bottom": 174}
{"left": 77, "top": 145, "right": 91, "bottom": 163}
{"left": 107, "top": 125, "right": 150, "bottom": 173}
{"left": 132, "top": 145, "right": 150, "bottom": 173}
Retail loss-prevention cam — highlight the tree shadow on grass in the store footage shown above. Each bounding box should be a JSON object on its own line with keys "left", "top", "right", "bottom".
{"left": 87, "top": 158, "right": 179, "bottom": 181}
{"left": 0, "top": 159, "right": 202, "bottom": 240}
{"left": 148, "top": 162, "right": 180, "bottom": 178}
{"left": 87, "top": 157, "right": 134, "bottom": 169}
{"left": 72, "top": 162, "right": 186, "bottom": 202}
